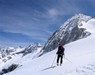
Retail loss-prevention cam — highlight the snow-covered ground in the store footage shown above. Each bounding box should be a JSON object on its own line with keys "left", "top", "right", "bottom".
{"left": 0, "top": 34, "right": 94, "bottom": 75}
{"left": 0, "top": 18, "right": 95, "bottom": 75}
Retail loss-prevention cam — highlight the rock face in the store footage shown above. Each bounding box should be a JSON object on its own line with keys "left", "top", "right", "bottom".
{"left": 42, "top": 14, "right": 92, "bottom": 53}
{"left": 22, "top": 43, "right": 42, "bottom": 56}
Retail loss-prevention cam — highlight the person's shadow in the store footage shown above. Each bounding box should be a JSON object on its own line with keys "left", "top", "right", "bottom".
{"left": 41, "top": 66, "right": 56, "bottom": 71}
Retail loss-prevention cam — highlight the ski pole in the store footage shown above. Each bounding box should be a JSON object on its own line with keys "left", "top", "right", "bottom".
{"left": 64, "top": 55, "right": 72, "bottom": 63}
{"left": 51, "top": 54, "right": 56, "bottom": 67}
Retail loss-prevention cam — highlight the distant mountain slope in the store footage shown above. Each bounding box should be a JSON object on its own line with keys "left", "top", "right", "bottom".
{"left": 0, "top": 43, "right": 42, "bottom": 63}
{"left": 42, "top": 14, "right": 92, "bottom": 54}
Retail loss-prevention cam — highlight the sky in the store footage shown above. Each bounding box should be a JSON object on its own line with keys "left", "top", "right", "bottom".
{"left": 0, "top": 0, "right": 95, "bottom": 47}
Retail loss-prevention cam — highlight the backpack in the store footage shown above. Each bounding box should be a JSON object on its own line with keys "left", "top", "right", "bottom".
{"left": 57, "top": 46, "right": 65, "bottom": 55}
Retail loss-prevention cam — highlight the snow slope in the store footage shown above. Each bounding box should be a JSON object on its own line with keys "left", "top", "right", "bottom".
{"left": 2, "top": 34, "right": 95, "bottom": 75}
{"left": 1, "top": 17, "right": 95, "bottom": 75}
{"left": 79, "top": 18, "right": 95, "bottom": 34}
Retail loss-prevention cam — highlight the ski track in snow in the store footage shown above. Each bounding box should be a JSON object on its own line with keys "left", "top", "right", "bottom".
{"left": 66, "top": 62, "right": 95, "bottom": 75}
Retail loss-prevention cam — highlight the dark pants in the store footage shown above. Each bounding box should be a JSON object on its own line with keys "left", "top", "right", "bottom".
{"left": 57, "top": 54, "right": 63, "bottom": 64}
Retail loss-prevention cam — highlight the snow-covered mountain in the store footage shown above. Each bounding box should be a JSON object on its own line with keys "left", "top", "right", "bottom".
{"left": 0, "top": 14, "right": 95, "bottom": 75}
{"left": 0, "top": 47, "right": 23, "bottom": 62}
{"left": 16, "top": 43, "right": 42, "bottom": 56}
{"left": 42, "top": 14, "right": 92, "bottom": 54}
{"left": 0, "top": 43, "right": 42, "bottom": 63}
{"left": 1, "top": 29, "right": 95, "bottom": 75}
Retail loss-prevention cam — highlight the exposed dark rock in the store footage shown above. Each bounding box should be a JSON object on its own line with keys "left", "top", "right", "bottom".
{"left": 1, "top": 64, "right": 18, "bottom": 75}
{"left": 41, "top": 14, "right": 92, "bottom": 54}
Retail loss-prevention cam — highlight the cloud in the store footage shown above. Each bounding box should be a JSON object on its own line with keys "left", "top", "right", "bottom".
{"left": 48, "top": 8, "right": 58, "bottom": 17}
{"left": 0, "top": 31, "right": 46, "bottom": 47}
{"left": 0, "top": 0, "right": 82, "bottom": 47}
{"left": 0, "top": 0, "right": 95, "bottom": 47}
{"left": 0, "top": 40, "right": 31, "bottom": 48}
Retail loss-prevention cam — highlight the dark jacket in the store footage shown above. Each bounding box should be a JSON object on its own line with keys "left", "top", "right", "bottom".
{"left": 56, "top": 45, "right": 65, "bottom": 55}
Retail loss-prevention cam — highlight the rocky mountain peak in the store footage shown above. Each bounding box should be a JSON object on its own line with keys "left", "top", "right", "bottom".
{"left": 41, "top": 14, "right": 92, "bottom": 54}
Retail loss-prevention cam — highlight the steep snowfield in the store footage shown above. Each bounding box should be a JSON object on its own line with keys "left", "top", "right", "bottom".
{"left": 79, "top": 18, "right": 95, "bottom": 34}
{"left": 1, "top": 18, "right": 95, "bottom": 75}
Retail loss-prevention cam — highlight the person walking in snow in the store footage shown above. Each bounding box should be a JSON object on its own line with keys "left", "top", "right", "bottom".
{"left": 56, "top": 44, "right": 65, "bottom": 66}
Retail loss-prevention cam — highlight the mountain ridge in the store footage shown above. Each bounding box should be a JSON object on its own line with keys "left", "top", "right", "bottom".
{"left": 41, "top": 14, "right": 92, "bottom": 54}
